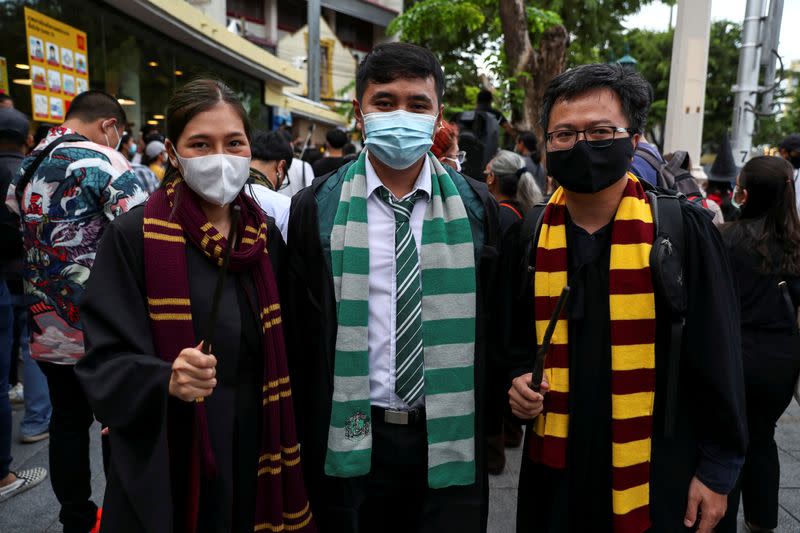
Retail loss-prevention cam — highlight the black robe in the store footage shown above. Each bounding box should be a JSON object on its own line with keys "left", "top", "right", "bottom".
{"left": 283, "top": 168, "right": 501, "bottom": 532}
{"left": 511, "top": 201, "right": 748, "bottom": 532}
{"left": 75, "top": 205, "right": 287, "bottom": 533}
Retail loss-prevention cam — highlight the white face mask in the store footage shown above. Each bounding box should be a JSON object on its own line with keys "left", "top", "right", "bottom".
{"left": 103, "top": 121, "right": 122, "bottom": 151}
{"left": 176, "top": 152, "right": 251, "bottom": 206}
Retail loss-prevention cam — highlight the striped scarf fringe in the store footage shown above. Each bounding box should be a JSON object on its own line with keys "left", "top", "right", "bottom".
{"left": 144, "top": 178, "right": 315, "bottom": 532}
{"left": 529, "top": 174, "right": 656, "bottom": 533}
{"left": 324, "top": 151, "right": 478, "bottom": 489}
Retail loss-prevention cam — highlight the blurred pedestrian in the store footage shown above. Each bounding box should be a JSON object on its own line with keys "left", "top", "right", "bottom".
{"left": 285, "top": 42, "right": 500, "bottom": 533}
{"left": 0, "top": 94, "right": 13, "bottom": 110}
{"left": 430, "top": 120, "right": 466, "bottom": 172}
{"left": 143, "top": 139, "right": 167, "bottom": 182}
{"left": 515, "top": 131, "right": 546, "bottom": 193}
{"left": 76, "top": 78, "right": 315, "bottom": 533}
{"left": 312, "top": 129, "right": 350, "bottom": 177}
{"left": 0, "top": 106, "right": 48, "bottom": 502}
{"left": 778, "top": 134, "right": 800, "bottom": 214}
{"left": 119, "top": 133, "right": 158, "bottom": 194}
{"left": 246, "top": 130, "right": 291, "bottom": 242}
{"left": 483, "top": 149, "right": 541, "bottom": 475}
{"left": 706, "top": 136, "right": 740, "bottom": 222}
{"left": 509, "top": 63, "right": 746, "bottom": 533}
{"left": 718, "top": 156, "right": 800, "bottom": 533}
{"left": 5, "top": 90, "right": 142, "bottom": 533}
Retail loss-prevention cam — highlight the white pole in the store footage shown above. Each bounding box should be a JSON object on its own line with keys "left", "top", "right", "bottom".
{"left": 730, "top": 0, "right": 766, "bottom": 164}
{"left": 663, "top": 0, "right": 713, "bottom": 175}
{"left": 307, "top": 0, "right": 321, "bottom": 102}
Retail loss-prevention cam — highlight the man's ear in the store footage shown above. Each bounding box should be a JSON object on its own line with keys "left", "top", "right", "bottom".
{"left": 436, "top": 104, "right": 445, "bottom": 129}
{"left": 631, "top": 132, "right": 641, "bottom": 154}
{"left": 353, "top": 99, "right": 364, "bottom": 135}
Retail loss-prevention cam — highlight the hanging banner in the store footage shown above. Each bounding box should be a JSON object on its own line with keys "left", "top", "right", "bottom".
{"left": 0, "top": 57, "right": 8, "bottom": 96}
{"left": 24, "top": 7, "right": 89, "bottom": 123}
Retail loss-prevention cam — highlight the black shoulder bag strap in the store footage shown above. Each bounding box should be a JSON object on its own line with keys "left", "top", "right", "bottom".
{"left": 646, "top": 190, "right": 687, "bottom": 439}
{"left": 14, "top": 134, "right": 88, "bottom": 208}
{"left": 518, "top": 203, "right": 547, "bottom": 298}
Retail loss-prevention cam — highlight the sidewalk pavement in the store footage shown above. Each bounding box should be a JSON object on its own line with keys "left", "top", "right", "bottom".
{"left": 2, "top": 401, "right": 799, "bottom": 532}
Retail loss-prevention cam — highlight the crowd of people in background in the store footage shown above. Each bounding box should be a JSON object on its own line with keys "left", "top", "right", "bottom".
{"left": 0, "top": 40, "right": 799, "bottom": 533}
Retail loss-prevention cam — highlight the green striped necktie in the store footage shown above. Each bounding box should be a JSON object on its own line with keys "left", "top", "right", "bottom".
{"left": 379, "top": 186, "right": 425, "bottom": 405}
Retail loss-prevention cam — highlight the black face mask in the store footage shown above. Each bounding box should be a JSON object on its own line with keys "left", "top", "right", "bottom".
{"left": 790, "top": 154, "right": 800, "bottom": 169}
{"left": 546, "top": 137, "right": 635, "bottom": 193}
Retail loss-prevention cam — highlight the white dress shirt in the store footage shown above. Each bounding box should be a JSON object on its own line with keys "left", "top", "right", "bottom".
{"left": 365, "top": 155, "right": 432, "bottom": 410}
{"left": 245, "top": 183, "right": 290, "bottom": 243}
{"left": 279, "top": 159, "right": 315, "bottom": 198}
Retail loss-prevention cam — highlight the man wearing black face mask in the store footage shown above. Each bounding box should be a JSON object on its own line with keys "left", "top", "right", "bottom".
{"left": 506, "top": 64, "right": 747, "bottom": 533}
{"left": 778, "top": 134, "right": 800, "bottom": 215}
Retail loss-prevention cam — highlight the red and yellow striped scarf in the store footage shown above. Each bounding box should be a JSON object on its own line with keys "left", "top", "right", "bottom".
{"left": 143, "top": 178, "right": 316, "bottom": 533}
{"left": 528, "top": 174, "right": 656, "bottom": 533}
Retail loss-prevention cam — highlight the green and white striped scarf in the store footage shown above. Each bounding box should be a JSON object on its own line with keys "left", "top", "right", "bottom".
{"left": 324, "top": 151, "right": 477, "bottom": 489}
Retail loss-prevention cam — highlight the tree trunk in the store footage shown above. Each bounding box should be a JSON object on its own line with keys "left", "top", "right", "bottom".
{"left": 498, "top": 0, "right": 568, "bottom": 159}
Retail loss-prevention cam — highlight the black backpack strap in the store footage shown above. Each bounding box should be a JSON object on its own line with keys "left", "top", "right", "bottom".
{"left": 518, "top": 203, "right": 547, "bottom": 298}
{"left": 646, "top": 190, "right": 686, "bottom": 439}
{"left": 15, "top": 134, "right": 88, "bottom": 207}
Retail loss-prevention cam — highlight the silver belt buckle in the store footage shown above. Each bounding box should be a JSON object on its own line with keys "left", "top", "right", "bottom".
{"left": 384, "top": 409, "right": 409, "bottom": 425}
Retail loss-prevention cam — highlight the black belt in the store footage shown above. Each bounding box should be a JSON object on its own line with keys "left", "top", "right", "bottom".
{"left": 371, "top": 405, "right": 426, "bottom": 426}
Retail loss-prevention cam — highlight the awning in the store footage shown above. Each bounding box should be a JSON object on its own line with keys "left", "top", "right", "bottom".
{"left": 102, "top": 0, "right": 304, "bottom": 87}
{"left": 265, "top": 85, "right": 348, "bottom": 127}
{"left": 320, "top": 0, "right": 398, "bottom": 28}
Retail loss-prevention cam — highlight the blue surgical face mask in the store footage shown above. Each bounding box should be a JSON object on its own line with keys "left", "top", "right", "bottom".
{"left": 362, "top": 110, "right": 437, "bottom": 170}
{"left": 128, "top": 144, "right": 137, "bottom": 157}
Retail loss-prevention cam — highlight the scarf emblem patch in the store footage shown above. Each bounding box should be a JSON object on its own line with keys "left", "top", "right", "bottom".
{"left": 344, "top": 411, "right": 371, "bottom": 441}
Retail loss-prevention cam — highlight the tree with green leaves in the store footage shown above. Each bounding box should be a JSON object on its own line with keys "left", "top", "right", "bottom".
{"left": 391, "top": 0, "right": 666, "bottom": 148}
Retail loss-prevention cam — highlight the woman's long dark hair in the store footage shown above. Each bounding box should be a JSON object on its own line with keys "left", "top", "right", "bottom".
{"left": 162, "top": 78, "right": 251, "bottom": 184}
{"left": 724, "top": 155, "right": 800, "bottom": 275}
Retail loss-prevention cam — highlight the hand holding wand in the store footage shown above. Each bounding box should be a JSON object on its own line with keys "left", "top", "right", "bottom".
{"left": 530, "top": 286, "right": 570, "bottom": 393}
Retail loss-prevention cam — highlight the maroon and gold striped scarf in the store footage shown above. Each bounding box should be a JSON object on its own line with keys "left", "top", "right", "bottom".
{"left": 528, "top": 174, "right": 656, "bottom": 533}
{"left": 143, "top": 178, "right": 315, "bottom": 532}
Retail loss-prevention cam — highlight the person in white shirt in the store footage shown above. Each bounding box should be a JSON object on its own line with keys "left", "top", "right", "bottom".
{"left": 245, "top": 130, "right": 291, "bottom": 242}
{"left": 279, "top": 156, "right": 315, "bottom": 198}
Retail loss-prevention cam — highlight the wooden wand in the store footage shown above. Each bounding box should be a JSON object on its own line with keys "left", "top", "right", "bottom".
{"left": 530, "top": 285, "right": 570, "bottom": 393}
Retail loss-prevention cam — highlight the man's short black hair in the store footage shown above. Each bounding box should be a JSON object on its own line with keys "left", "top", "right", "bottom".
{"left": 540, "top": 63, "right": 653, "bottom": 134}
{"left": 326, "top": 129, "right": 348, "bottom": 149}
{"left": 517, "top": 131, "right": 538, "bottom": 153}
{"left": 477, "top": 89, "right": 493, "bottom": 105}
{"left": 356, "top": 42, "right": 444, "bottom": 104}
{"left": 65, "top": 90, "right": 126, "bottom": 125}
{"left": 251, "top": 130, "right": 293, "bottom": 169}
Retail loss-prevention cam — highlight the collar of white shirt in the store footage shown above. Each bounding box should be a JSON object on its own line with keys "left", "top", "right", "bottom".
{"left": 364, "top": 151, "right": 433, "bottom": 203}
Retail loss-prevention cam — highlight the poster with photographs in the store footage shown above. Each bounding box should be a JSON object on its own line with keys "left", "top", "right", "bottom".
{"left": 24, "top": 7, "right": 89, "bottom": 123}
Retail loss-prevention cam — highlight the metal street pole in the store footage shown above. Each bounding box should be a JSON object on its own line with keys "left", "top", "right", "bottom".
{"left": 307, "top": 0, "right": 321, "bottom": 102}
{"left": 663, "top": 0, "right": 712, "bottom": 175}
{"left": 759, "top": 0, "right": 784, "bottom": 115}
{"left": 730, "top": 0, "right": 766, "bottom": 164}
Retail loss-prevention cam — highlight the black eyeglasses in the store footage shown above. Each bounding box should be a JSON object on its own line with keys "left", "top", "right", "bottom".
{"left": 546, "top": 126, "right": 635, "bottom": 151}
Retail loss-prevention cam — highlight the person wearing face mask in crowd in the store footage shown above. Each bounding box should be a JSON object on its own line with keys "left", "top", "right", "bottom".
{"left": 706, "top": 135, "right": 740, "bottom": 223}
{"left": 4, "top": 89, "right": 143, "bottom": 533}
{"left": 285, "top": 42, "right": 501, "bottom": 533}
{"left": 716, "top": 156, "right": 800, "bottom": 533}
{"left": 245, "top": 130, "right": 292, "bottom": 242}
{"left": 507, "top": 64, "right": 747, "bottom": 533}
{"left": 515, "top": 131, "right": 547, "bottom": 193}
{"left": 483, "top": 150, "right": 542, "bottom": 475}
{"left": 143, "top": 139, "right": 168, "bottom": 182}
{"left": 778, "top": 134, "right": 800, "bottom": 215}
{"left": 430, "top": 119, "right": 466, "bottom": 173}
{"left": 119, "top": 132, "right": 159, "bottom": 194}
{"left": 75, "top": 79, "right": 315, "bottom": 533}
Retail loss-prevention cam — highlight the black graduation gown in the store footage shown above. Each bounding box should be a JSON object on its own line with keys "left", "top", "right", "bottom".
{"left": 75, "top": 205, "right": 287, "bottom": 533}
{"left": 512, "top": 201, "right": 748, "bottom": 532}
{"left": 283, "top": 169, "right": 501, "bottom": 533}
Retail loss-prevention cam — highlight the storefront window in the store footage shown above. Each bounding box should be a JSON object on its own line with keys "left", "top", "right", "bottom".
{"left": 0, "top": 0, "right": 270, "bottom": 134}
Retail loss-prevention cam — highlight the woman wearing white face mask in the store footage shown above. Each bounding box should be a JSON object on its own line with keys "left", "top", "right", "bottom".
{"left": 75, "top": 79, "right": 315, "bottom": 533}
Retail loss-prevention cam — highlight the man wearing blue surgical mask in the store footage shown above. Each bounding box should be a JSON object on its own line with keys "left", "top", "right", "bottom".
{"left": 285, "top": 42, "right": 501, "bottom": 533}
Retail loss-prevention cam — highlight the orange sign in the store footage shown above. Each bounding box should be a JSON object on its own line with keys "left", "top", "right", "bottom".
{"left": 24, "top": 7, "right": 89, "bottom": 123}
